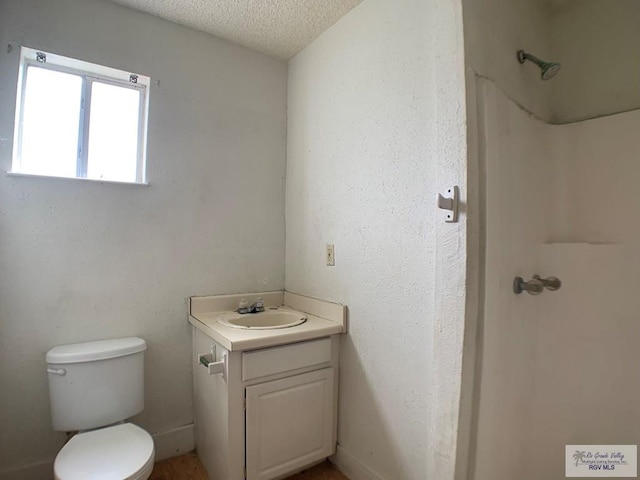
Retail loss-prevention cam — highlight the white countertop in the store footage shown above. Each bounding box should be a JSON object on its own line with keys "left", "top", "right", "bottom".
{"left": 188, "top": 291, "right": 347, "bottom": 352}
{"left": 189, "top": 309, "right": 343, "bottom": 351}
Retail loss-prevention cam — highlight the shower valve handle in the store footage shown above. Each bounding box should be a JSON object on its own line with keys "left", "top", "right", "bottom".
{"left": 513, "top": 276, "right": 544, "bottom": 295}
{"left": 533, "top": 275, "right": 562, "bottom": 291}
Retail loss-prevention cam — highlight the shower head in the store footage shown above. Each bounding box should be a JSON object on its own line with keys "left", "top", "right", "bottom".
{"left": 517, "top": 50, "right": 561, "bottom": 80}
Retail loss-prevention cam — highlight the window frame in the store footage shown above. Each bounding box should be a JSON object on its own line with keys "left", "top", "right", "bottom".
{"left": 12, "top": 47, "right": 150, "bottom": 184}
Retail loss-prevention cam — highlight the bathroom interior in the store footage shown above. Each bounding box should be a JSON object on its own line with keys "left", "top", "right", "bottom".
{"left": 1, "top": 0, "right": 639, "bottom": 479}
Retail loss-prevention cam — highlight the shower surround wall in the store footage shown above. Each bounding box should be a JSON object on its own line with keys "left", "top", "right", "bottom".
{"left": 529, "top": 108, "right": 640, "bottom": 479}
{"left": 471, "top": 78, "right": 640, "bottom": 480}
{"left": 464, "top": 0, "right": 640, "bottom": 124}
{"left": 463, "top": 0, "right": 554, "bottom": 121}
{"left": 550, "top": 0, "right": 640, "bottom": 122}
{"left": 470, "top": 78, "right": 552, "bottom": 480}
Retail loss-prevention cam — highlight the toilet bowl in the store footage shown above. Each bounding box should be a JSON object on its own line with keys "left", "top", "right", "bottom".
{"left": 47, "top": 337, "right": 155, "bottom": 480}
{"left": 54, "top": 424, "right": 155, "bottom": 480}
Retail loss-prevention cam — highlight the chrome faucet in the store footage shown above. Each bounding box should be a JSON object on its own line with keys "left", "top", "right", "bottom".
{"left": 248, "top": 298, "right": 265, "bottom": 313}
{"left": 237, "top": 298, "right": 265, "bottom": 314}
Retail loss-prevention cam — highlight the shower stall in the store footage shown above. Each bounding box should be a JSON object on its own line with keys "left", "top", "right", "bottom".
{"left": 463, "top": 1, "right": 640, "bottom": 478}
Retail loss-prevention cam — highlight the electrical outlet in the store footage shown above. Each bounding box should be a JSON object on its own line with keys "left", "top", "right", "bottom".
{"left": 326, "top": 244, "right": 335, "bottom": 266}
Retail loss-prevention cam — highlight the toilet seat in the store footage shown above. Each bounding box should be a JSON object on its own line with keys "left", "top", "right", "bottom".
{"left": 54, "top": 423, "right": 155, "bottom": 480}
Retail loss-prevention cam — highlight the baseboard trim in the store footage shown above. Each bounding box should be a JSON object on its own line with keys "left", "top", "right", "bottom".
{"left": 0, "top": 458, "right": 54, "bottom": 480}
{"left": 152, "top": 423, "right": 195, "bottom": 461}
{"left": 331, "top": 445, "right": 386, "bottom": 480}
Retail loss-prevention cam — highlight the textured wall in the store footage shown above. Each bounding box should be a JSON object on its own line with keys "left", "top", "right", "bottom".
{"left": 0, "top": 0, "right": 286, "bottom": 475}
{"left": 286, "top": 0, "right": 469, "bottom": 479}
{"left": 550, "top": 0, "right": 640, "bottom": 123}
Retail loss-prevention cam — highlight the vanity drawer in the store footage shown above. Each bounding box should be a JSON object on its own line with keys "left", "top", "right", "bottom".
{"left": 242, "top": 338, "right": 331, "bottom": 381}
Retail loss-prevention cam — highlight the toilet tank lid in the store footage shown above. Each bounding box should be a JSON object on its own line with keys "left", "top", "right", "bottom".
{"left": 46, "top": 337, "right": 146, "bottom": 364}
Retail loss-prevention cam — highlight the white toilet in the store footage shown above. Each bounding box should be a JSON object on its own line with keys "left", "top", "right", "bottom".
{"left": 46, "top": 337, "right": 155, "bottom": 480}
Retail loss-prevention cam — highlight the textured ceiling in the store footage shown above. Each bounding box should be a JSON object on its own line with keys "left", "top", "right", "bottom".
{"left": 110, "top": 0, "right": 363, "bottom": 60}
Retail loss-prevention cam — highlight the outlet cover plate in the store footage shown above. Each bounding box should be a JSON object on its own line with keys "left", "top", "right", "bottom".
{"left": 326, "top": 244, "right": 335, "bottom": 266}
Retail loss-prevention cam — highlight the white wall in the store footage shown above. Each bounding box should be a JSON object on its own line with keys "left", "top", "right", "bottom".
{"left": 550, "top": 0, "right": 640, "bottom": 123}
{"left": 463, "top": 0, "right": 554, "bottom": 121}
{"left": 286, "top": 1, "right": 469, "bottom": 479}
{"left": 0, "top": 0, "right": 286, "bottom": 476}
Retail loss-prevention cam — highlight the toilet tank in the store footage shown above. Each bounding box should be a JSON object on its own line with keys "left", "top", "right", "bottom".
{"left": 46, "top": 337, "right": 146, "bottom": 432}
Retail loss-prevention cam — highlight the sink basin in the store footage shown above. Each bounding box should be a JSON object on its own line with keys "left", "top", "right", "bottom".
{"left": 217, "top": 309, "right": 307, "bottom": 330}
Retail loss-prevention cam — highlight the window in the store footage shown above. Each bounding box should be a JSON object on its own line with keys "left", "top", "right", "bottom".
{"left": 12, "top": 47, "right": 150, "bottom": 184}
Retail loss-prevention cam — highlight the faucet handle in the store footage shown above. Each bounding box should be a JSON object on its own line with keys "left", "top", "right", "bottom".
{"left": 533, "top": 275, "right": 562, "bottom": 291}
{"left": 237, "top": 299, "right": 249, "bottom": 314}
{"left": 513, "top": 276, "right": 544, "bottom": 295}
{"left": 248, "top": 297, "right": 265, "bottom": 313}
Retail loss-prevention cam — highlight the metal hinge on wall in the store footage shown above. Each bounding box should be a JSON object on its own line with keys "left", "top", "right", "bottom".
{"left": 437, "top": 186, "right": 459, "bottom": 223}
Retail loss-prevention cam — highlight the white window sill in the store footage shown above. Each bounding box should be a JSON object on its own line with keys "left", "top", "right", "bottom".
{"left": 6, "top": 171, "right": 149, "bottom": 186}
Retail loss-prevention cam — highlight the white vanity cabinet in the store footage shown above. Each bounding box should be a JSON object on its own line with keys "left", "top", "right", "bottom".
{"left": 246, "top": 368, "right": 334, "bottom": 480}
{"left": 192, "top": 328, "right": 340, "bottom": 480}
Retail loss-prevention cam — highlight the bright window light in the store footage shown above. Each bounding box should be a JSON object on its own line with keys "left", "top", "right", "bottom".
{"left": 87, "top": 82, "right": 141, "bottom": 183}
{"left": 12, "top": 47, "right": 150, "bottom": 184}
{"left": 21, "top": 67, "right": 82, "bottom": 177}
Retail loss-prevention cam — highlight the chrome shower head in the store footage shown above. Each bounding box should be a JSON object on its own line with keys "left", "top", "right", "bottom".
{"left": 517, "top": 50, "right": 561, "bottom": 80}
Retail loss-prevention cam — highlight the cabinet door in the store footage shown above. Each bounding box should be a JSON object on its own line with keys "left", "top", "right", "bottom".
{"left": 245, "top": 368, "right": 334, "bottom": 480}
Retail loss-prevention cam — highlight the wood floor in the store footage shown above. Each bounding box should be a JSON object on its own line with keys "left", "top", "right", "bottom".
{"left": 150, "top": 453, "right": 208, "bottom": 480}
{"left": 149, "top": 453, "right": 349, "bottom": 480}
{"left": 283, "top": 461, "right": 349, "bottom": 480}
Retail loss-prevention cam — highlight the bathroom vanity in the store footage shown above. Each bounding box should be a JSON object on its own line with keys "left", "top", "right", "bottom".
{"left": 189, "top": 291, "right": 346, "bottom": 480}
